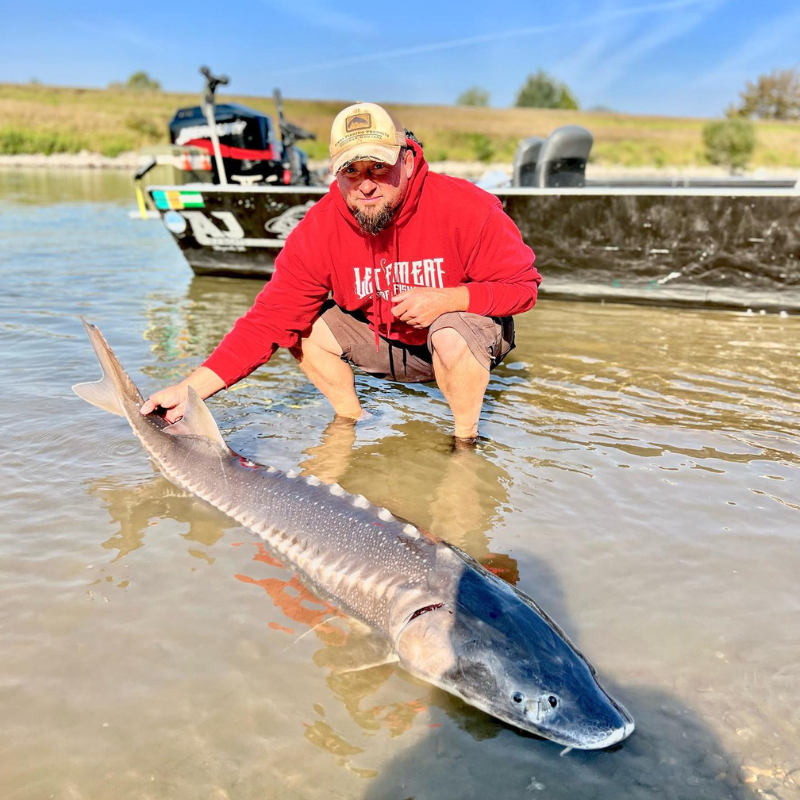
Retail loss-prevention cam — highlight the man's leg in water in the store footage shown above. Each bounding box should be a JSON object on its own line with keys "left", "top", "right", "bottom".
{"left": 430, "top": 327, "right": 490, "bottom": 440}
{"left": 291, "top": 317, "right": 363, "bottom": 420}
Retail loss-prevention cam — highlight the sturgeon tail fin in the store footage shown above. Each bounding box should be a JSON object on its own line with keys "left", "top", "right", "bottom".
{"left": 73, "top": 319, "right": 231, "bottom": 453}
{"left": 72, "top": 318, "right": 130, "bottom": 416}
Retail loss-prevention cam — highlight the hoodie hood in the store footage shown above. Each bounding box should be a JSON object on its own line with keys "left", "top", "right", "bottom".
{"left": 330, "top": 140, "right": 430, "bottom": 346}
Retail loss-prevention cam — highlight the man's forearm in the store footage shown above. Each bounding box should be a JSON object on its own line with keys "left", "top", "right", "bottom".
{"left": 180, "top": 366, "right": 226, "bottom": 399}
{"left": 449, "top": 285, "right": 470, "bottom": 312}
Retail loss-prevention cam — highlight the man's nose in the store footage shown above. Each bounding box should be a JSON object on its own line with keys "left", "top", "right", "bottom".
{"left": 359, "top": 178, "right": 377, "bottom": 194}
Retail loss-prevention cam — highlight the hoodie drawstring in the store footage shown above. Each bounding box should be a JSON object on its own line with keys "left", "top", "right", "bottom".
{"left": 368, "top": 237, "right": 380, "bottom": 351}
{"left": 368, "top": 226, "right": 399, "bottom": 352}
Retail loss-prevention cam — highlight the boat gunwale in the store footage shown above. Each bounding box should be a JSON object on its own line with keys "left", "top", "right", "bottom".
{"left": 145, "top": 183, "right": 800, "bottom": 199}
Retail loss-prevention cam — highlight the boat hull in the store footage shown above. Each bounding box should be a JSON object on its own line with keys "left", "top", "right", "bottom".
{"left": 147, "top": 184, "right": 800, "bottom": 304}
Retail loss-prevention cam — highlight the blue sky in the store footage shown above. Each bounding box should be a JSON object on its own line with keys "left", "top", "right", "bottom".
{"left": 1, "top": 0, "right": 799, "bottom": 117}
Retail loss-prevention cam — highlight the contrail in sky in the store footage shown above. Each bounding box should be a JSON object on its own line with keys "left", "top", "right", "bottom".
{"left": 273, "top": 0, "right": 720, "bottom": 76}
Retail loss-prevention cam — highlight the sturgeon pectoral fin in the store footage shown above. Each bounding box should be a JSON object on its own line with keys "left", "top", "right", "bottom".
{"left": 335, "top": 653, "right": 400, "bottom": 675}
{"left": 164, "top": 387, "right": 229, "bottom": 451}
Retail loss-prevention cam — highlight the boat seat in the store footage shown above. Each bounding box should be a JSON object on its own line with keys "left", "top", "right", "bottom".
{"left": 532, "top": 125, "right": 593, "bottom": 188}
{"left": 512, "top": 137, "right": 545, "bottom": 187}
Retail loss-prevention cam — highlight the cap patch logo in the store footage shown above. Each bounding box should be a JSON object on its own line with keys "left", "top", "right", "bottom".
{"left": 346, "top": 113, "right": 372, "bottom": 132}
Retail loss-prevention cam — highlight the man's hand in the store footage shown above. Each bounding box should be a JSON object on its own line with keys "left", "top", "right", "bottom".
{"left": 390, "top": 286, "right": 469, "bottom": 329}
{"left": 139, "top": 384, "right": 189, "bottom": 424}
{"left": 139, "top": 367, "right": 225, "bottom": 423}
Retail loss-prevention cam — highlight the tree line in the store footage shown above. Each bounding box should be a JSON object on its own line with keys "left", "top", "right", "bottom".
{"left": 458, "top": 67, "right": 800, "bottom": 118}
{"left": 458, "top": 67, "right": 800, "bottom": 171}
{"left": 458, "top": 71, "right": 579, "bottom": 110}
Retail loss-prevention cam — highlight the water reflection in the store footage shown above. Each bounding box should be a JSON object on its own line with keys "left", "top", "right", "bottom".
{"left": 88, "top": 468, "right": 229, "bottom": 562}
{"left": 231, "top": 417, "right": 522, "bottom": 770}
{"left": 0, "top": 168, "right": 134, "bottom": 205}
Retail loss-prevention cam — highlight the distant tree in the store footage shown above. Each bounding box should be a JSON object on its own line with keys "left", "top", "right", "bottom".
{"left": 731, "top": 68, "right": 800, "bottom": 120}
{"left": 125, "top": 71, "right": 161, "bottom": 91}
{"left": 703, "top": 117, "right": 757, "bottom": 173}
{"left": 457, "top": 86, "right": 490, "bottom": 107}
{"left": 515, "top": 70, "right": 579, "bottom": 110}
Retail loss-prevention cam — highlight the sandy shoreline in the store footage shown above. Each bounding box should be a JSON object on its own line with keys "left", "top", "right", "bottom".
{"left": 1, "top": 151, "right": 798, "bottom": 183}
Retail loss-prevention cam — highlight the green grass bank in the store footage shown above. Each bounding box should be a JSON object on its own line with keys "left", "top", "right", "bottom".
{"left": 2, "top": 82, "right": 799, "bottom": 168}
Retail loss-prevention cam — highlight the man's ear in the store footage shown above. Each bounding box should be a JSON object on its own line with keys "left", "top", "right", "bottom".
{"left": 403, "top": 148, "right": 415, "bottom": 179}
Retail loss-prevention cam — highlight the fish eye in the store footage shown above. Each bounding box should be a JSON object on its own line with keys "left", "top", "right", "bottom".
{"left": 512, "top": 692, "right": 524, "bottom": 704}
{"left": 548, "top": 695, "right": 558, "bottom": 708}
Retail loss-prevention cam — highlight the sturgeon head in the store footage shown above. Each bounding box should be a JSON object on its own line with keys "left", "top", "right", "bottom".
{"left": 392, "top": 547, "right": 634, "bottom": 750}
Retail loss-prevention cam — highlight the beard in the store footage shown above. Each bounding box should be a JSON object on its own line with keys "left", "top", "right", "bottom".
{"left": 351, "top": 201, "right": 396, "bottom": 236}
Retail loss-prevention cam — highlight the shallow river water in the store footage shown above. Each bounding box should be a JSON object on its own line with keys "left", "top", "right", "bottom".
{"left": 1, "top": 170, "right": 799, "bottom": 800}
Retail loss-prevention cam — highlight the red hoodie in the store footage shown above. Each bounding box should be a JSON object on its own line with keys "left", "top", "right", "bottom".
{"left": 204, "top": 141, "right": 541, "bottom": 386}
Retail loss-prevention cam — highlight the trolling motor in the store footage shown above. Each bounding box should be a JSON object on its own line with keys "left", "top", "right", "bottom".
{"left": 200, "top": 66, "right": 230, "bottom": 185}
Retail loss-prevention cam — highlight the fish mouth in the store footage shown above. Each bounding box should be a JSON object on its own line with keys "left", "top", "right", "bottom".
{"left": 512, "top": 699, "right": 636, "bottom": 750}
{"left": 430, "top": 687, "right": 636, "bottom": 751}
{"left": 573, "top": 717, "right": 636, "bottom": 750}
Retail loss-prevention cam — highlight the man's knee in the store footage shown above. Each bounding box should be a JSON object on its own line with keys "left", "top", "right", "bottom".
{"left": 430, "top": 325, "right": 472, "bottom": 367}
{"left": 291, "top": 316, "right": 343, "bottom": 361}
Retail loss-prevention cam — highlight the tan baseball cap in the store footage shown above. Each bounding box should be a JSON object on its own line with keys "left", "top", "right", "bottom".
{"left": 329, "top": 102, "right": 407, "bottom": 174}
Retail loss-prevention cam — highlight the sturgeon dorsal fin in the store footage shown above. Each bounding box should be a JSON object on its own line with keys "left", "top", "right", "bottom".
{"left": 164, "top": 387, "right": 229, "bottom": 451}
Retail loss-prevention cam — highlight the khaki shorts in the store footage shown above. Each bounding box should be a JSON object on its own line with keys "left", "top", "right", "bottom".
{"left": 319, "top": 301, "right": 515, "bottom": 383}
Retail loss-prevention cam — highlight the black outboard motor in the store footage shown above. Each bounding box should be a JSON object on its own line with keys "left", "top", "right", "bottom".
{"left": 533, "top": 125, "right": 593, "bottom": 188}
{"left": 512, "top": 137, "right": 545, "bottom": 187}
{"left": 169, "top": 102, "right": 284, "bottom": 184}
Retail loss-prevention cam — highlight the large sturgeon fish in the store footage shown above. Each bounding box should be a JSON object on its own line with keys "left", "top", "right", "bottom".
{"left": 73, "top": 320, "right": 634, "bottom": 750}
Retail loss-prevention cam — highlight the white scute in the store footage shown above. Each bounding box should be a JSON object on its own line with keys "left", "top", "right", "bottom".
{"left": 378, "top": 508, "right": 394, "bottom": 522}
{"left": 329, "top": 484, "right": 346, "bottom": 497}
{"left": 353, "top": 494, "right": 370, "bottom": 509}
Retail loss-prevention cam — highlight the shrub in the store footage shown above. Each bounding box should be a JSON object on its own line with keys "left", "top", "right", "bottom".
{"left": 100, "top": 135, "right": 136, "bottom": 157}
{"left": 470, "top": 133, "right": 494, "bottom": 163}
{"left": 0, "top": 128, "right": 88, "bottom": 155}
{"left": 456, "top": 86, "right": 490, "bottom": 107}
{"left": 732, "top": 68, "right": 800, "bottom": 120}
{"left": 124, "top": 115, "right": 163, "bottom": 140}
{"left": 702, "top": 118, "right": 757, "bottom": 173}
{"left": 111, "top": 72, "right": 161, "bottom": 92}
{"left": 515, "top": 70, "right": 579, "bottom": 110}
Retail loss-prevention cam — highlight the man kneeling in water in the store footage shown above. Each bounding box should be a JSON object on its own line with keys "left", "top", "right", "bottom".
{"left": 141, "top": 103, "right": 541, "bottom": 442}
